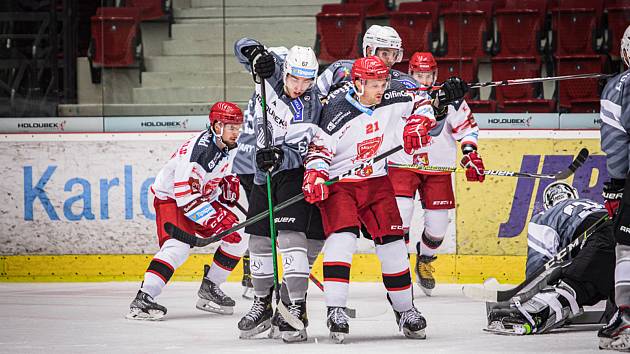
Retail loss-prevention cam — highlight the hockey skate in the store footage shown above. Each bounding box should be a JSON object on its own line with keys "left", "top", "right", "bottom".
{"left": 598, "top": 306, "right": 630, "bottom": 351}
{"left": 196, "top": 266, "right": 236, "bottom": 315}
{"left": 415, "top": 253, "right": 437, "bottom": 296}
{"left": 238, "top": 292, "right": 273, "bottom": 339}
{"left": 279, "top": 300, "right": 308, "bottom": 343}
{"left": 395, "top": 305, "right": 427, "bottom": 339}
{"left": 268, "top": 308, "right": 283, "bottom": 339}
{"left": 241, "top": 254, "right": 254, "bottom": 300}
{"left": 125, "top": 290, "right": 167, "bottom": 321}
{"left": 485, "top": 281, "right": 582, "bottom": 335}
{"left": 327, "top": 306, "right": 350, "bottom": 344}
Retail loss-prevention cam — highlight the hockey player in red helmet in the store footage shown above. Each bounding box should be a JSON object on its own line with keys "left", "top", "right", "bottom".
{"left": 303, "top": 56, "right": 434, "bottom": 343}
{"left": 388, "top": 51, "right": 484, "bottom": 297}
{"left": 126, "top": 101, "right": 246, "bottom": 320}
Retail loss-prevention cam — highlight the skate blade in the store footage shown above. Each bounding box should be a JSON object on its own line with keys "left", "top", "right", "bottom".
{"left": 239, "top": 320, "right": 272, "bottom": 339}
{"left": 420, "top": 285, "right": 433, "bottom": 297}
{"left": 125, "top": 308, "right": 165, "bottom": 321}
{"left": 403, "top": 327, "right": 426, "bottom": 339}
{"left": 196, "top": 298, "right": 234, "bottom": 315}
{"left": 330, "top": 331, "right": 346, "bottom": 344}
{"left": 483, "top": 322, "right": 526, "bottom": 336}
{"left": 242, "top": 287, "right": 254, "bottom": 300}
{"left": 281, "top": 329, "right": 308, "bottom": 343}
{"left": 268, "top": 325, "right": 281, "bottom": 339}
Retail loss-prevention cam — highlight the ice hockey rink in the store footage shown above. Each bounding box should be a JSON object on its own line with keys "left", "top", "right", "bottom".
{"left": 0, "top": 282, "right": 605, "bottom": 354}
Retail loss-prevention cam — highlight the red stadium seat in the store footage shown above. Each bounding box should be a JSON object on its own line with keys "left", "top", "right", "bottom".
{"left": 126, "top": 0, "right": 173, "bottom": 37}
{"left": 440, "top": 9, "right": 490, "bottom": 58}
{"left": 467, "top": 100, "right": 497, "bottom": 113}
{"left": 448, "top": 0, "right": 495, "bottom": 29}
{"left": 491, "top": 56, "right": 554, "bottom": 112}
{"left": 398, "top": 2, "right": 440, "bottom": 32}
{"left": 389, "top": 8, "right": 435, "bottom": 59}
{"left": 551, "top": 0, "right": 602, "bottom": 55}
{"left": 88, "top": 7, "right": 144, "bottom": 83}
{"left": 558, "top": 0, "right": 604, "bottom": 26}
{"left": 315, "top": 4, "right": 366, "bottom": 63}
{"left": 606, "top": 5, "right": 630, "bottom": 58}
{"left": 436, "top": 57, "right": 480, "bottom": 100}
{"left": 505, "top": 0, "right": 548, "bottom": 16}
{"left": 494, "top": 8, "right": 545, "bottom": 56}
{"left": 555, "top": 55, "right": 605, "bottom": 112}
{"left": 347, "top": 0, "right": 389, "bottom": 17}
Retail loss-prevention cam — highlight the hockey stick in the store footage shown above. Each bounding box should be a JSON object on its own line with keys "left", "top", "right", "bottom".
{"left": 462, "top": 213, "right": 609, "bottom": 302}
{"left": 308, "top": 274, "right": 357, "bottom": 318}
{"left": 164, "top": 145, "right": 404, "bottom": 247}
{"left": 389, "top": 148, "right": 589, "bottom": 180}
{"left": 411, "top": 73, "right": 613, "bottom": 91}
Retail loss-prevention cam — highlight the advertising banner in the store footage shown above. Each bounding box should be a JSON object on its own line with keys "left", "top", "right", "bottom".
{"left": 104, "top": 116, "right": 208, "bottom": 132}
{"left": 0, "top": 117, "right": 103, "bottom": 133}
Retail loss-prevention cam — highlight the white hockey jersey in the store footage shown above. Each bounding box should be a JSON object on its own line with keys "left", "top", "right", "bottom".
{"left": 388, "top": 99, "right": 479, "bottom": 174}
{"left": 152, "top": 130, "right": 237, "bottom": 225}
{"left": 305, "top": 83, "right": 434, "bottom": 181}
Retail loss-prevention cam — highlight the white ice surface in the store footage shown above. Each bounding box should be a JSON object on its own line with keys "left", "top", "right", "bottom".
{"left": 0, "top": 282, "right": 603, "bottom": 354}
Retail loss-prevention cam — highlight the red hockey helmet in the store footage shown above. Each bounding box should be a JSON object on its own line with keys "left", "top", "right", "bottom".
{"left": 351, "top": 56, "right": 390, "bottom": 82}
{"left": 209, "top": 101, "right": 243, "bottom": 126}
{"left": 409, "top": 52, "right": 437, "bottom": 73}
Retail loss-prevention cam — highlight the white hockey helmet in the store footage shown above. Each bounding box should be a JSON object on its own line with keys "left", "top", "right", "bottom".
{"left": 543, "top": 181, "right": 579, "bottom": 210}
{"left": 622, "top": 25, "right": 630, "bottom": 67}
{"left": 283, "top": 45, "right": 319, "bottom": 88}
{"left": 362, "top": 25, "right": 403, "bottom": 62}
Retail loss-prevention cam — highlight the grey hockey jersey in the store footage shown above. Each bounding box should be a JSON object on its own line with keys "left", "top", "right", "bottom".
{"left": 234, "top": 38, "right": 323, "bottom": 185}
{"left": 526, "top": 198, "right": 605, "bottom": 278}
{"left": 600, "top": 69, "right": 630, "bottom": 179}
{"left": 231, "top": 95, "right": 256, "bottom": 175}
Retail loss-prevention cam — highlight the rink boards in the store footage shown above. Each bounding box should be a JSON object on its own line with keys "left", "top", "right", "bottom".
{"left": 0, "top": 130, "right": 603, "bottom": 283}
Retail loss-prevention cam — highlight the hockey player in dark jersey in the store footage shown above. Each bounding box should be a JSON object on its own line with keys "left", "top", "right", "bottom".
{"left": 126, "top": 102, "right": 244, "bottom": 321}
{"left": 598, "top": 24, "right": 630, "bottom": 351}
{"left": 233, "top": 38, "right": 325, "bottom": 343}
{"left": 486, "top": 181, "right": 616, "bottom": 335}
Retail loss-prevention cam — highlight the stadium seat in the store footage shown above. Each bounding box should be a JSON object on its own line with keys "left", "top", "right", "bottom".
{"left": 126, "top": 0, "right": 173, "bottom": 37}
{"left": 494, "top": 8, "right": 545, "bottom": 56}
{"left": 448, "top": 0, "right": 495, "bottom": 29}
{"left": 555, "top": 55, "right": 605, "bottom": 112}
{"left": 346, "top": 0, "right": 389, "bottom": 18}
{"left": 606, "top": 4, "right": 630, "bottom": 58}
{"left": 315, "top": 4, "right": 366, "bottom": 63}
{"left": 491, "top": 56, "right": 555, "bottom": 112}
{"left": 436, "top": 57, "right": 482, "bottom": 101}
{"left": 389, "top": 6, "right": 436, "bottom": 59}
{"left": 551, "top": 1, "right": 601, "bottom": 55}
{"left": 467, "top": 100, "right": 497, "bottom": 113}
{"left": 440, "top": 8, "right": 490, "bottom": 58}
{"left": 558, "top": 0, "right": 604, "bottom": 26}
{"left": 398, "top": 2, "right": 440, "bottom": 32}
{"left": 88, "top": 7, "right": 144, "bottom": 84}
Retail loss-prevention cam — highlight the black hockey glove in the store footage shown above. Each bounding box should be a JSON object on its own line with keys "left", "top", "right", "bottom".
{"left": 241, "top": 44, "right": 265, "bottom": 62}
{"left": 438, "top": 77, "right": 468, "bottom": 104}
{"left": 256, "top": 146, "right": 284, "bottom": 173}
{"left": 603, "top": 178, "right": 625, "bottom": 218}
{"left": 241, "top": 45, "right": 275, "bottom": 79}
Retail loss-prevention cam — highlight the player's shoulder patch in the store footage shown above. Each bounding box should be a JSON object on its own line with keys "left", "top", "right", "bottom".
{"left": 320, "top": 86, "right": 362, "bottom": 134}
{"left": 190, "top": 131, "right": 226, "bottom": 172}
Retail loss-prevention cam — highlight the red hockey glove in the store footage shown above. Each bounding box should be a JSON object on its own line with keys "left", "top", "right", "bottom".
{"left": 219, "top": 175, "right": 240, "bottom": 207}
{"left": 195, "top": 201, "right": 241, "bottom": 243}
{"left": 302, "top": 169, "right": 329, "bottom": 204}
{"left": 460, "top": 151, "right": 485, "bottom": 182}
{"left": 403, "top": 115, "right": 434, "bottom": 154}
{"left": 603, "top": 178, "right": 625, "bottom": 218}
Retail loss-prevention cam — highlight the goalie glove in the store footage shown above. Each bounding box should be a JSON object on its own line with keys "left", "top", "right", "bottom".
{"left": 302, "top": 169, "right": 329, "bottom": 204}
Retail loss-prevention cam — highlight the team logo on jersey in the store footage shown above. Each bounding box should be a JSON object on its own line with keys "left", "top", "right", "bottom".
{"left": 290, "top": 98, "right": 304, "bottom": 122}
{"left": 412, "top": 153, "right": 429, "bottom": 166}
{"left": 353, "top": 135, "right": 383, "bottom": 163}
{"left": 399, "top": 79, "right": 417, "bottom": 89}
{"left": 188, "top": 177, "right": 201, "bottom": 194}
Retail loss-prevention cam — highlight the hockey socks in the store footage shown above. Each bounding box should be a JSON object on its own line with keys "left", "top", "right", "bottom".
{"left": 323, "top": 232, "right": 357, "bottom": 308}
{"left": 376, "top": 239, "right": 413, "bottom": 312}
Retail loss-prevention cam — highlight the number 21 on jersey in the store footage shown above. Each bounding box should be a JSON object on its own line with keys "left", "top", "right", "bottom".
{"left": 366, "top": 121, "right": 380, "bottom": 134}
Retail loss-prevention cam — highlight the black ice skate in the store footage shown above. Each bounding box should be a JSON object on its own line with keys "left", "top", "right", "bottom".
{"left": 415, "top": 251, "right": 437, "bottom": 297}
{"left": 238, "top": 293, "right": 273, "bottom": 339}
{"left": 242, "top": 254, "right": 254, "bottom": 300}
{"left": 279, "top": 300, "right": 308, "bottom": 343}
{"left": 125, "top": 290, "right": 167, "bottom": 321}
{"left": 196, "top": 265, "right": 236, "bottom": 315}
{"left": 327, "top": 306, "right": 350, "bottom": 344}
{"left": 599, "top": 306, "right": 630, "bottom": 351}
{"left": 395, "top": 306, "right": 427, "bottom": 339}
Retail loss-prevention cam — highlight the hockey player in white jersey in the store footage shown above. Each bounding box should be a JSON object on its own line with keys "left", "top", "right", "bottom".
{"left": 303, "top": 56, "right": 434, "bottom": 343}
{"left": 597, "top": 24, "right": 630, "bottom": 351}
{"left": 126, "top": 102, "right": 244, "bottom": 320}
{"left": 233, "top": 38, "right": 325, "bottom": 343}
{"left": 486, "top": 182, "right": 616, "bottom": 336}
{"left": 387, "top": 52, "right": 482, "bottom": 296}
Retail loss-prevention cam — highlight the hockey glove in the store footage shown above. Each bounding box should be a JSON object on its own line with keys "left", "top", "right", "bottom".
{"left": 240, "top": 44, "right": 266, "bottom": 62}
{"left": 256, "top": 146, "right": 284, "bottom": 173}
{"left": 403, "top": 115, "right": 434, "bottom": 154}
{"left": 302, "top": 169, "right": 329, "bottom": 204}
{"left": 438, "top": 77, "right": 468, "bottom": 104}
{"left": 253, "top": 53, "right": 275, "bottom": 79}
{"left": 603, "top": 178, "right": 625, "bottom": 218}
{"left": 218, "top": 175, "right": 240, "bottom": 207}
{"left": 460, "top": 149, "right": 485, "bottom": 182}
{"left": 194, "top": 201, "right": 241, "bottom": 244}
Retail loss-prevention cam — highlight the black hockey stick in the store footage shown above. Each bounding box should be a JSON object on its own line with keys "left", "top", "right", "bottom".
{"left": 164, "top": 145, "right": 404, "bottom": 247}
{"left": 463, "top": 213, "right": 609, "bottom": 302}
{"left": 308, "top": 274, "right": 357, "bottom": 318}
{"left": 389, "top": 148, "right": 589, "bottom": 180}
